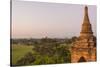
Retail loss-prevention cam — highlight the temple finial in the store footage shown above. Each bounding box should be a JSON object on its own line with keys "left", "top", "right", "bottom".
{"left": 85, "top": 6, "right": 88, "bottom": 10}
{"left": 85, "top": 6, "right": 88, "bottom": 15}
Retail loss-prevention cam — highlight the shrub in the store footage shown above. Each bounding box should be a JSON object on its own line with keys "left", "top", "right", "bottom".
{"left": 16, "top": 52, "right": 35, "bottom": 66}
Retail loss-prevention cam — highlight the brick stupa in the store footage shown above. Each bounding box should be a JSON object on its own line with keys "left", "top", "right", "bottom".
{"left": 71, "top": 6, "right": 96, "bottom": 63}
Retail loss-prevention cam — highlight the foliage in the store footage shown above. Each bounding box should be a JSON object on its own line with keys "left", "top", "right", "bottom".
{"left": 12, "top": 45, "right": 34, "bottom": 65}
{"left": 33, "top": 38, "right": 71, "bottom": 64}
{"left": 16, "top": 52, "right": 35, "bottom": 66}
{"left": 12, "top": 38, "right": 72, "bottom": 66}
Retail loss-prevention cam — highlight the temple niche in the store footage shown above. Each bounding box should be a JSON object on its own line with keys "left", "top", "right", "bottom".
{"left": 71, "top": 6, "right": 96, "bottom": 63}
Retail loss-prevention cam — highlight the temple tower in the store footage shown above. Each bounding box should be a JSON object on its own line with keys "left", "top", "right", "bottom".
{"left": 71, "top": 6, "right": 96, "bottom": 63}
{"left": 80, "top": 6, "right": 93, "bottom": 38}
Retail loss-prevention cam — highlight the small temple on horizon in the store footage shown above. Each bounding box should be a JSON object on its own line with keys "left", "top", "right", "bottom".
{"left": 71, "top": 6, "right": 96, "bottom": 63}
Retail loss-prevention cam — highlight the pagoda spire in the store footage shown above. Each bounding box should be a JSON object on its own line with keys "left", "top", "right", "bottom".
{"left": 80, "top": 6, "right": 93, "bottom": 38}
{"left": 83, "top": 6, "right": 90, "bottom": 24}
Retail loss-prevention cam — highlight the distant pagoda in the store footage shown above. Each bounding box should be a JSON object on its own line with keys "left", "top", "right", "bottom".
{"left": 71, "top": 6, "right": 96, "bottom": 63}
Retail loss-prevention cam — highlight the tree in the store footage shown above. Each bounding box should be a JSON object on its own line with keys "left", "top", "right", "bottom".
{"left": 16, "top": 52, "right": 35, "bottom": 66}
{"left": 32, "top": 38, "right": 71, "bottom": 64}
{"left": 71, "top": 36, "right": 78, "bottom": 42}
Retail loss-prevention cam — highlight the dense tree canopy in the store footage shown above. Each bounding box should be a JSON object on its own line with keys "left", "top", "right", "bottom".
{"left": 12, "top": 37, "right": 74, "bottom": 66}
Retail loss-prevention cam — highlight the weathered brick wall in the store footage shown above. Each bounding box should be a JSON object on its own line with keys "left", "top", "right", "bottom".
{"left": 71, "top": 43, "right": 96, "bottom": 63}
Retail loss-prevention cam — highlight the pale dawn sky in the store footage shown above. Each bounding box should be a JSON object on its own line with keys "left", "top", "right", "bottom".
{"left": 12, "top": 0, "right": 96, "bottom": 38}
